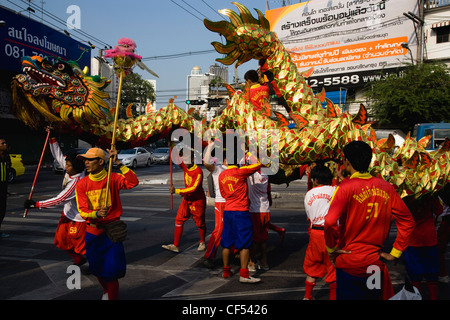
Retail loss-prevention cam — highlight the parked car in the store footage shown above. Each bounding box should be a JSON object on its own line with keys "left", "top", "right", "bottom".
{"left": 413, "top": 123, "right": 450, "bottom": 150}
{"left": 118, "top": 147, "right": 152, "bottom": 168}
{"left": 373, "top": 129, "right": 406, "bottom": 150}
{"left": 151, "top": 147, "right": 170, "bottom": 164}
{"left": 8, "top": 154, "right": 25, "bottom": 182}
{"left": 53, "top": 148, "right": 88, "bottom": 174}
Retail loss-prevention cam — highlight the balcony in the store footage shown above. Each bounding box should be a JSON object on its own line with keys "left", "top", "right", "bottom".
{"left": 425, "top": 0, "right": 450, "bottom": 10}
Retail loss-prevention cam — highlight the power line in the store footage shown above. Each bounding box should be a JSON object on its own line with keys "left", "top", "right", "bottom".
{"left": 180, "top": 0, "right": 209, "bottom": 20}
{"left": 201, "top": 0, "right": 225, "bottom": 19}
{"left": 141, "top": 49, "right": 216, "bottom": 61}
{"left": 12, "top": 0, "right": 112, "bottom": 48}
{"left": 169, "top": 0, "right": 203, "bottom": 22}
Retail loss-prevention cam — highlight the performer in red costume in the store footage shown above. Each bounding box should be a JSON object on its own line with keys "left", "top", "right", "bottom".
{"left": 163, "top": 149, "right": 206, "bottom": 253}
{"left": 219, "top": 150, "right": 262, "bottom": 284}
{"left": 324, "top": 141, "right": 415, "bottom": 300}
{"left": 303, "top": 165, "right": 337, "bottom": 300}
{"left": 25, "top": 128, "right": 86, "bottom": 266}
{"left": 403, "top": 195, "right": 443, "bottom": 299}
{"left": 76, "top": 147, "right": 138, "bottom": 300}
{"left": 244, "top": 69, "right": 269, "bottom": 112}
{"left": 202, "top": 141, "right": 227, "bottom": 267}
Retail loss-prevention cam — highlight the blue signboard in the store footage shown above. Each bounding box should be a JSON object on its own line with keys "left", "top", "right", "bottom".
{"left": 0, "top": 6, "right": 91, "bottom": 73}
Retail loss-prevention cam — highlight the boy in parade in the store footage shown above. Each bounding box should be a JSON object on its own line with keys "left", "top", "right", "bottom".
{"left": 303, "top": 165, "right": 337, "bottom": 300}
{"left": 244, "top": 69, "right": 270, "bottom": 112}
{"left": 24, "top": 127, "right": 87, "bottom": 266}
{"left": 403, "top": 194, "right": 443, "bottom": 299}
{"left": 75, "top": 147, "right": 138, "bottom": 300}
{"left": 163, "top": 147, "right": 207, "bottom": 253}
{"left": 324, "top": 141, "right": 415, "bottom": 300}
{"left": 219, "top": 147, "right": 263, "bottom": 283}
{"left": 202, "top": 141, "right": 227, "bottom": 267}
{"left": 245, "top": 155, "right": 272, "bottom": 272}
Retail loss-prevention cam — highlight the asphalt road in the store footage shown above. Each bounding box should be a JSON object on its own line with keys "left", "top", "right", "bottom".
{"left": 1, "top": 163, "right": 450, "bottom": 308}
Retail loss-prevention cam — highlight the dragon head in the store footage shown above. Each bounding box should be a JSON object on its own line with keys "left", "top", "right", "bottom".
{"left": 204, "top": 2, "right": 279, "bottom": 66}
{"left": 11, "top": 55, "right": 112, "bottom": 130}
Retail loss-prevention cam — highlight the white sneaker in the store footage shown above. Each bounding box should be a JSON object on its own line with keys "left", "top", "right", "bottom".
{"left": 162, "top": 244, "right": 179, "bottom": 253}
{"left": 197, "top": 242, "right": 206, "bottom": 251}
{"left": 239, "top": 276, "right": 261, "bottom": 283}
{"left": 102, "top": 292, "right": 109, "bottom": 300}
{"left": 248, "top": 264, "right": 257, "bottom": 272}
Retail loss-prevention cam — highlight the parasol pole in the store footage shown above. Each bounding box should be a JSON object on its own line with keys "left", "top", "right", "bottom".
{"left": 23, "top": 128, "right": 51, "bottom": 218}
{"left": 104, "top": 70, "right": 124, "bottom": 208}
{"left": 170, "top": 143, "right": 173, "bottom": 209}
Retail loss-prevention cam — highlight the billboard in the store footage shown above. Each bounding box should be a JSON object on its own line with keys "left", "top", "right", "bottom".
{"left": 0, "top": 6, "right": 91, "bottom": 73}
{"left": 265, "top": 0, "right": 419, "bottom": 91}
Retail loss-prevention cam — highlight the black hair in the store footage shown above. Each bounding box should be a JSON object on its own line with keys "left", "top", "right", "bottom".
{"left": 310, "top": 165, "right": 333, "bottom": 185}
{"left": 244, "top": 70, "right": 259, "bottom": 82}
{"left": 343, "top": 141, "right": 373, "bottom": 172}
{"left": 65, "top": 151, "right": 85, "bottom": 173}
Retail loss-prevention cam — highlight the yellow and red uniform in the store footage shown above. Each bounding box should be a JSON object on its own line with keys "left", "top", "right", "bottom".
{"left": 219, "top": 163, "right": 263, "bottom": 212}
{"left": 325, "top": 172, "right": 415, "bottom": 269}
{"left": 324, "top": 172, "right": 415, "bottom": 299}
{"left": 249, "top": 84, "right": 269, "bottom": 112}
{"left": 75, "top": 166, "right": 139, "bottom": 235}
{"left": 174, "top": 163, "right": 206, "bottom": 223}
{"left": 172, "top": 162, "right": 206, "bottom": 247}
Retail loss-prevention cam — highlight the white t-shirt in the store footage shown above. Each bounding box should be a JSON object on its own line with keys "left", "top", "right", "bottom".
{"left": 37, "top": 140, "right": 85, "bottom": 222}
{"left": 247, "top": 170, "right": 270, "bottom": 213}
{"left": 212, "top": 164, "right": 227, "bottom": 203}
{"left": 304, "top": 185, "right": 336, "bottom": 227}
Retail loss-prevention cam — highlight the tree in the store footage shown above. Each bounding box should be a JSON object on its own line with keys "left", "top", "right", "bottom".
{"left": 209, "top": 76, "right": 224, "bottom": 95}
{"left": 365, "top": 62, "right": 450, "bottom": 134}
{"left": 120, "top": 72, "right": 156, "bottom": 118}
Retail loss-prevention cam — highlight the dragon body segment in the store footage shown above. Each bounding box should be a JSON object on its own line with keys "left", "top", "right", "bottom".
{"left": 10, "top": 2, "right": 449, "bottom": 198}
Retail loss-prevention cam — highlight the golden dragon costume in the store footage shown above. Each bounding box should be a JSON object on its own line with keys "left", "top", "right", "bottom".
{"left": 10, "top": 2, "right": 449, "bottom": 198}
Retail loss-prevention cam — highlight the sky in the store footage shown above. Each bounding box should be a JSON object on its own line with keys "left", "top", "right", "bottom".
{"left": 2, "top": 0, "right": 284, "bottom": 109}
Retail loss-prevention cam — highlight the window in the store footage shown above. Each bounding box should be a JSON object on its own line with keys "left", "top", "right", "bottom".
{"left": 436, "top": 25, "right": 450, "bottom": 43}
{"left": 434, "top": 129, "right": 450, "bottom": 149}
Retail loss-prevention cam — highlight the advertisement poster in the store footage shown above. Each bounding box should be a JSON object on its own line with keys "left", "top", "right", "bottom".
{"left": 0, "top": 6, "right": 91, "bottom": 73}
{"left": 265, "top": 0, "right": 419, "bottom": 91}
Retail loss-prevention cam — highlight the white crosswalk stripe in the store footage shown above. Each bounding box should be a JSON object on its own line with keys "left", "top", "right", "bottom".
{"left": 0, "top": 207, "right": 147, "bottom": 259}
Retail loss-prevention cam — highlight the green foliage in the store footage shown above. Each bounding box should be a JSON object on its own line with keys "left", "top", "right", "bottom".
{"left": 365, "top": 62, "right": 450, "bottom": 134}
{"left": 120, "top": 72, "right": 156, "bottom": 118}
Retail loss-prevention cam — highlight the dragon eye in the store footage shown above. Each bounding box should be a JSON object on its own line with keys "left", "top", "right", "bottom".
{"left": 58, "top": 64, "right": 65, "bottom": 71}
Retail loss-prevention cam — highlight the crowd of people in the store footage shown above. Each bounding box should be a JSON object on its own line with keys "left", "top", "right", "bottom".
{"left": 0, "top": 66, "right": 448, "bottom": 300}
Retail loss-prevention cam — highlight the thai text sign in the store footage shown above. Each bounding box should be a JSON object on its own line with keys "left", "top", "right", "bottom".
{"left": 0, "top": 6, "right": 91, "bottom": 73}
{"left": 265, "top": 0, "right": 418, "bottom": 90}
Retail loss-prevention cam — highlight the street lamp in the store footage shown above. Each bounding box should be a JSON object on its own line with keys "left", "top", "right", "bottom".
{"left": 401, "top": 43, "right": 414, "bottom": 65}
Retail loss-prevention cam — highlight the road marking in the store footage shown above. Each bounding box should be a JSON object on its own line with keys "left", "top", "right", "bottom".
{"left": 122, "top": 205, "right": 169, "bottom": 212}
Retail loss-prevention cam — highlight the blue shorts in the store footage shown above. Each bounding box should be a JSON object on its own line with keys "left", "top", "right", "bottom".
{"left": 221, "top": 210, "right": 253, "bottom": 250}
{"left": 403, "top": 245, "right": 439, "bottom": 282}
{"left": 85, "top": 232, "right": 126, "bottom": 282}
{"left": 336, "top": 268, "right": 382, "bottom": 300}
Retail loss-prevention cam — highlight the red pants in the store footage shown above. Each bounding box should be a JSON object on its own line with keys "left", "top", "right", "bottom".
{"left": 303, "top": 228, "right": 336, "bottom": 283}
{"left": 174, "top": 197, "right": 206, "bottom": 247}
{"left": 205, "top": 202, "right": 225, "bottom": 259}
{"left": 250, "top": 212, "right": 270, "bottom": 243}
